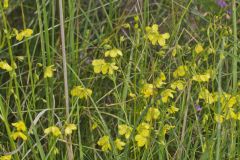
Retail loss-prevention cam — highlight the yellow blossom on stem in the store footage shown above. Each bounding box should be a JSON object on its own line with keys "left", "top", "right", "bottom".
{"left": 0, "top": 61, "right": 13, "bottom": 72}
{"left": 170, "top": 80, "right": 185, "bottom": 91}
{"left": 141, "top": 83, "right": 154, "bottom": 98}
{"left": 44, "top": 65, "right": 56, "bottom": 78}
{"left": 167, "top": 104, "right": 179, "bottom": 114}
{"left": 71, "top": 86, "right": 92, "bottom": 99}
{"left": 198, "top": 88, "right": 215, "bottom": 104}
{"left": 12, "top": 121, "right": 27, "bottom": 132}
{"left": 44, "top": 126, "right": 61, "bottom": 137}
{"left": 11, "top": 132, "right": 27, "bottom": 141}
{"left": 114, "top": 138, "right": 126, "bottom": 150}
{"left": 195, "top": 44, "right": 204, "bottom": 54}
{"left": 192, "top": 73, "right": 210, "bottom": 82}
{"left": 145, "top": 107, "right": 160, "bottom": 122}
{"left": 97, "top": 136, "right": 111, "bottom": 152}
{"left": 15, "top": 29, "right": 33, "bottom": 41}
{"left": 154, "top": 72, "right": 166, "bottom": 88}
{"left": 92, "top": 59, "right": 118, "bottom": 75}
{"left": 64, "top": 124, "right": 77, "bottom": 135}
{"left": 161, "top": 89, "right": 175, "bottom": 103}
{"left": 0, "top": 155, "right": 12, "bottom": 160}
{"left": 162, "top": 124, "right": 175, "bottom": 135}
{"left": 135, "top": 122, "right": 151, "bottom": 148}
{"left": 173, "top": 65, "right": 188, "bottom": 78}
{"left": 118, "top": 124, "right": 132, "bottom": 139}
{"left": 214, "top": 114, "right": 224, "bottom": 123}
{"left": 104, "top": 48, "right": 122, "bottom": 58}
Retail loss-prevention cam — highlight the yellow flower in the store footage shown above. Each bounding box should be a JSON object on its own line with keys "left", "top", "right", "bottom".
{"left": 198, "top": 88, "right": 215, "bottom": 104}
{"left": 214, "top": 114, "right": 224, "bottom": 123}
{"left": 71, "top": 86, "right": 92, "bottom": 99}
{"left": 122, "top": 23, "right": 130, "bottom": 29}
{"left": 192, "top": 73, "right": 210, "bottom": 82}
{"left": 161, "top": 89, "right": 175, "bottom": 103}
{"left": 135, "top": 134, "right": 148, "bottom": 148}
{"left": 145, "top": 107, "right": 160, "bottom": 122}
{"left": 44, "top": 65, "right": 56, "bottom": 78}
{"left": 92, "top": 59, "right": 106, "bottom": 73}
{"left": 118, "top": 124, "right": 132, "bottom": 139}
{"left": 64, "top": 124, "right": 77, "bottom": 135}
{"left": 167, "top": 104, "right": 179, "bottom": 114}
{"left": 114, "top": 138, "right": 126, "bottom": 151}
{"left": 195, "top": 44, "right": 204, "bottom": 54}
{"left": 97, "top": 136, "right": 111, "bottom": 152}
{"left": 129, "top": 92, "right": 136, "bottom": 98}
{"left": 3, "top": 0, "right": 9, "bottom": 9}
{"left": 11, "top": 132, "right": 27, "bottom": 141}
{"left": 173, "top": 65, "right": 188, "bottom": 78}
{"left": 135, "top": 122, "right": 151, "bottom": 148}
{"left": 92, "top": 59, "right": 118, "bottom": 75}
{"left": 44, "top": 126, "right": 61, "bottom": 137}
{"left": 157, "top": 33, "right": 170, "bottom": 47}
{"left": 15, "top": 29, "right": 33, "bottom": 41}
{"left": 0, "top": 61, "right": 13, "bottom": 72}
{"left": 225, "top": 108, "right": 238, "bottom": 120}
{"left": 91, "top": 122, "right": 98, "bottom": 131}
{"left": 104, "top": 48, "right": 123, "bottom": 58}
{"left": 170, "top": 80, "right": 185, "bottom": 91}
{"left": 154, "top": 72, "right": 166, "bottom": 88}
{"left": 0, "top": 155, "right": 12, "bottom": 160}
{"left": 141, "top": 83, "right": 154, "bottom": 98}
{"left": 12, "top": 121, "right": 27, "bottom": 132}
{"left": 145, "top": 24, "right": 170, "bottom": 46}
{"left": 163, "top": 124, "right": 175, "bottom": 135}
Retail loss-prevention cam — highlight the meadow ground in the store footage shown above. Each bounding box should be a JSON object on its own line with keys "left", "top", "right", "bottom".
{"left": 0, "top": 0, "right": 240, "bottom": 159}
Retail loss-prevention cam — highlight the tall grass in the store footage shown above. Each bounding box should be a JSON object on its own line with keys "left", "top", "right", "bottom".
{"left": 0, "top": 0, "right": 239, "bottom": 159}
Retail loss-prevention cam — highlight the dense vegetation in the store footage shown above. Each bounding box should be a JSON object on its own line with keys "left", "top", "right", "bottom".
{"left": 0, "top": 0, "right": 240, "bottom": 159}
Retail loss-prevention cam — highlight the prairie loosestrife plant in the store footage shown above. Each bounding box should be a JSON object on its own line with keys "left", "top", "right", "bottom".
{"left": 1, "top": 0, "right": 240, "bottom": 159}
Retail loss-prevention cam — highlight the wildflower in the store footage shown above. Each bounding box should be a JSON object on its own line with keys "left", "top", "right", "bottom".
{"left": 3, "top": 0, "right": 9, "bottom": 9}
{"left": 145, "top": 107, "right": 160, "bottom": 122}
{"left": 195, "top": 104, "right": 202, "bottom": 112}
{"left": 44, "top": 65, "right": 56, "bottom": 78}
{"left": 129, "top": 92, "right": 136, "bottom": 98}
{"left": 162, "top": 124, "right": 175, "bottom": 135}
{"left": 92, "top": 59, "right": 106, "bottom": 74}
{"left": 91, "top": 122, "right": 98, "bottom": 131}
{"left": 15, "top": 29, "right": 33, "bottom": 41}
{"left": 198, "top": 88, "right": 215, "bottom": 104}
{"left": 97, "top": 136, "right": 111, "bottom": 152}
{"left": 192, "top": 73, "right": 210, "bottom": 82}
{"left": 135, "top": 123, "right": 151, "bottom": 148}
{"left": 170, "top": 80, "right": 185, "bottom": 91}
{"left": 167, "top": 104, "right": 179, "bottom": 114}
{"left": 104, "top": 48, "right": 122, "bottom": 58}
{"left": 0, "top": 61, "right": 12, "bottom": 72}
{"left": 11, "top": 132, "right": 27, "bottom": 141}
{"left": 145, "top": 24, "right": 170, "bottom": 46}
{"left": 161, "top": 89, "right": 175, "bottom": 103}
{"left": 122, "top": 23, "right": 130, "bottom": 29}
{"left": 141, "top": 83, "right": 154, "bottom": 98}
{"left": 195, "top": 44, "right": 204, "bottom": 54}
{"left": 92, "top": 59, "right": 118, "bottom": 75}
{"left": 64, "top": 124, "right": 77, "bottom": 135}
{"left": 154, "top": 72, "right": 166, "bottom": 88}
{"left": 225, "top": 108, "right": 238, "bottom": 120}
{"left": 71, "top": 86, "right": 92, "bottom": 99}
{"left": 214, "top": 114, "right": 224, "bottom": 123}
{"left": 114, "top": 138, "right": 126, "bottom": 151}
{"left": 0, "top": 155, "right": 12, "bottom": 160}
{"left": 12, "top": 121, "right": 27, "bottom": 132}
{"left": 173, "top": 65, "right": 188, "bottom": 78}
{"left": 44, "top": 126, "right": 61, "bottom": 137}
{"left": 216, "top": 0, "right": 227, "bottom": 8}
{"left": 118, "top": 124, "right": 132, "bottom": 139}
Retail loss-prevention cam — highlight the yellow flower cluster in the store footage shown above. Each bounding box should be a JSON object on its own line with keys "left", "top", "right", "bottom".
{"left": 97, "top": 136, "right": 111, "bottom": 152}
{"left": 170, "top": 80, "right": 185, "bottom": 91}
{"left": 145, "top": 107, "right": 160, "bottom": 122}
{"left": 11, "top": 121, "right": 27, "bottom": 141}
{"left": 118, "top": 124, "right": 132, "bottom": 139}
{"left": 15, "top": 29, "right": 33, "bottom": 41}
{"left": 145, "top": 24, "right": 170, "bottom": 47}
{"left": 154, "top": 72, "right": 166, "bottom": 88}
{"left": 70, "top": 86, "right": 92, "bottom": 99}
{"left": 0, "top": 155, "right": 11, "bottom": 160}
{"left": 0, "top": 61, "right": 12, "bottom": 72}
{"left": 161, "top": 89, "right": 175, "bottom": 103}
{"left": 92, "top": 59, "right": 118, "bottom": 75}
{"left": 44, "top": 124, "right": 77, "bottom": 137}
{"left": 44, "top": 65, "right": 56, "bottom": 78}
{"left": 141, "top": 83, "right": 154, "bottom": 98}
{"left": 192, "top": 73, "right": 210, "bottom": 82}
{"left": 173, "top": 65, "right": 188, "bottom": 78}
{"left": 135, "top": 123, "right": 151, "bottom": 148}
